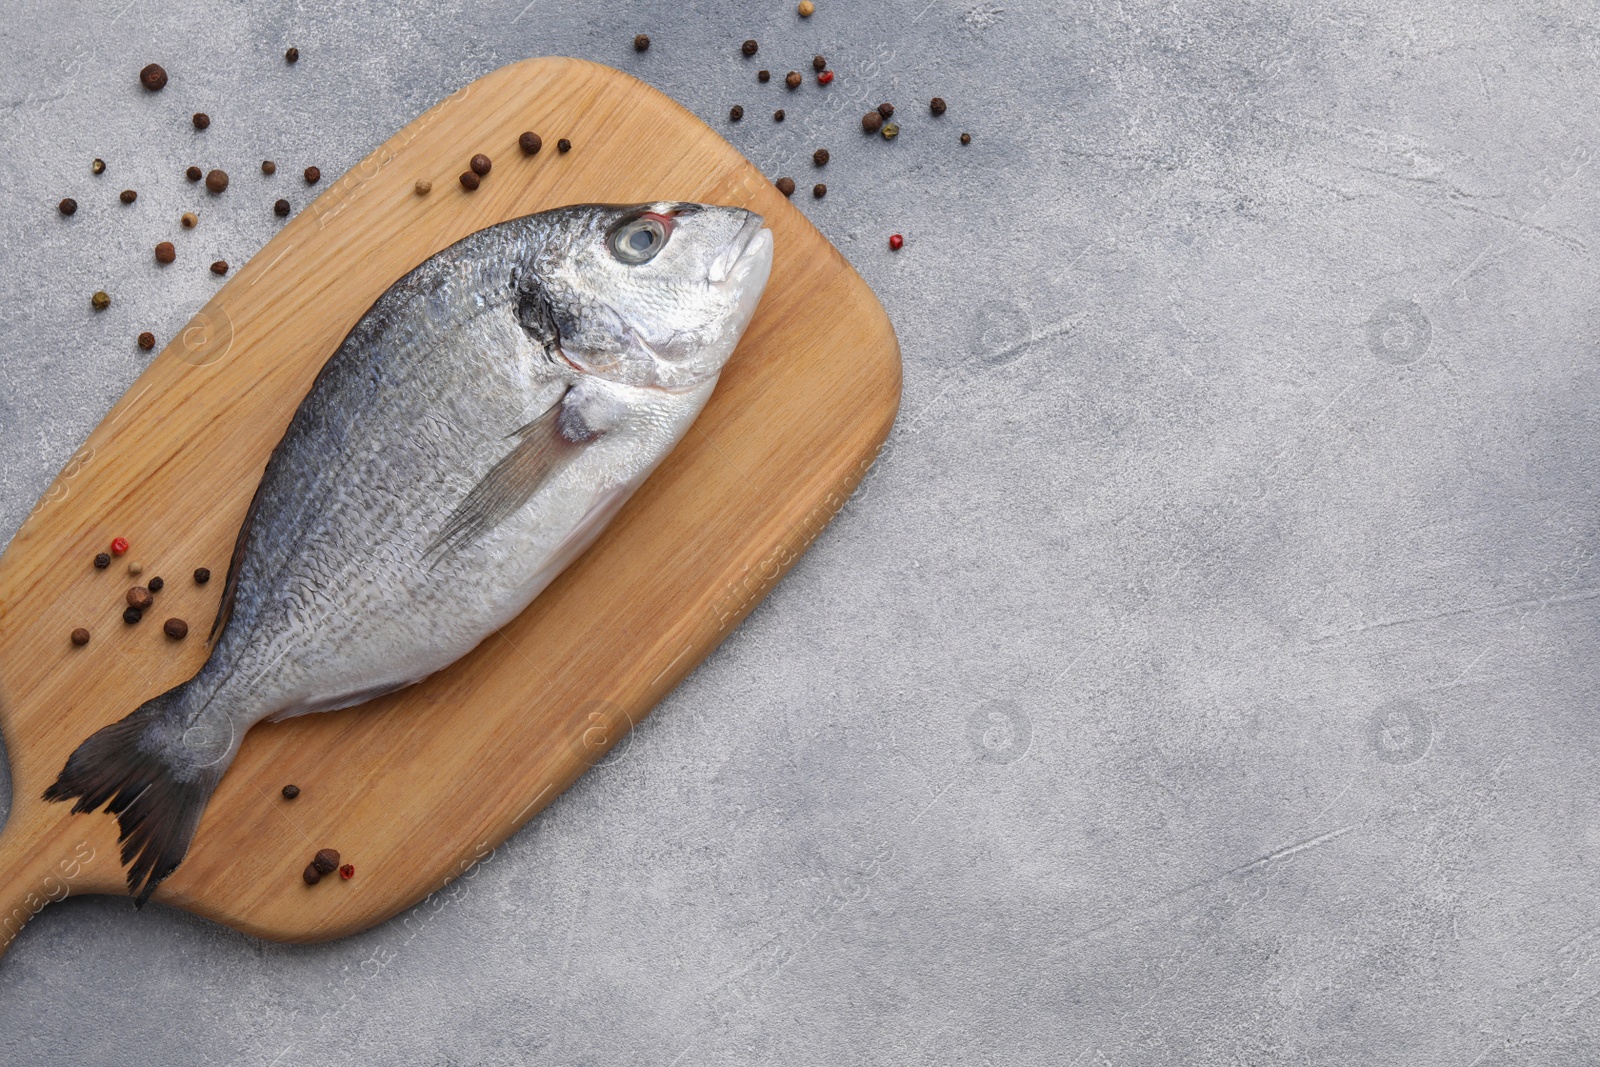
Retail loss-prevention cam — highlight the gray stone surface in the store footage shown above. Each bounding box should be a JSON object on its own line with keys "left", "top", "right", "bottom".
{"left": 3, "top": 0, "right": 1600, "bottom": 1062}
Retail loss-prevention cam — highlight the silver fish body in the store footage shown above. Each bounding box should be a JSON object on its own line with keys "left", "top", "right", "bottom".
{"left": 45, "top": 202, "right": 773, "bottom": 901}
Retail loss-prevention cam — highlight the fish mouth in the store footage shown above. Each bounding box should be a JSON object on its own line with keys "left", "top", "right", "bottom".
{"left": 708, "top": 212, "right": 770, "bottom": 285}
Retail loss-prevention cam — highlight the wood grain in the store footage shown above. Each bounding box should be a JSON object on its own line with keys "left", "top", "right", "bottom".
{"left": 0, "top": 57, "right": 899, "bottom": 959}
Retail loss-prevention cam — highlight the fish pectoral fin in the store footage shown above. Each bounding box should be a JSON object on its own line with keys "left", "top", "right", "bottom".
{"left": 425, "top": 386, "right": 606, "bottom": 560}
{"left": 265, "top": 679, "right": 414, "bottom": 722}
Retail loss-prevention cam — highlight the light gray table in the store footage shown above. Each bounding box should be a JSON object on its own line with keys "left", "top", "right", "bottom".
{"left": 3, "top": 1, "right": 1598, "bottom": 1063}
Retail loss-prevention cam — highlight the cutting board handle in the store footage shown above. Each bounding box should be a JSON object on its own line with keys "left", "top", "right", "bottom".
{"left": 0, "top": 798, "right": 109, "bottom": 962}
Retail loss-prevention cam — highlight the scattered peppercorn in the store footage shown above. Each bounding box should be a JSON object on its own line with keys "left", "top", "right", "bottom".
{"left": 742, "top": 39, "right": 759, "bottom": 56}
{"left": 882, "top": 121, "right": 900, "bottom": 140}
{"left": 139, "top": 63, "right": 167, "bottom": 91}
{"left": 285, "top": 47, "right": 300, "bottom": 63}
{"left": 210, "top": 260, "right": 228, "bottom": 275}
{"left": 812, "top": 55, "right": 827, "bottom": 71}
{"left": 154, "top": 241, "right": 176, "bottom": 264}
{"left": 303, "top": 863, "right": 321, "bottom": 885}
{"left": 127, "top": 586, "right": 152, "bottom": 610}
{"left": 181, "top": 211, "right": 198, "bottom": 228}
{"left": 92, "top": 158, "right": 106, "bottom": 175}
{"left": 878, "top": 102, "right": 895, "bottom": 118}
{"left": 931, "top": 97, "right": 947, "bottom": 115}
{"left": 91, "top": 291, "right": 110, "bottom": 311}
{"left": 111, "top": 537, "right": 129, "bottom": 555}
{"left": 137, "top": 332, "right": 155, "bottom": 351}
{"left": 785, "top": 71, "right": 802, "bottom": 90}
{"left": 119, "top": 189, "right": 137, "bottom": 204}
{"left": 274, "top": 198, "right": 290, "bottom": 217}
{"left": 813, "top": 183, "right": 827, "bottom": 198}
{"left": 758, "top": 70, "right": 771, "bottom": 83}
{"left": 799, "top": 0, "right": 815, "bottom": 15}
{"left": 862, "top": 111, "right": 882, "bottom": 133}
{"left": 282, "top": 784, "right": 300, "bottom": 800}
{"left": 775, "top": 176, "right": 796, "bottom": 196}
{"left": 339, "top": 863, "right": 354, "bottom": 880}
{"left": 123, "top": 606, "right": 142, "bottom": 624}
{"left": 889, "top": 233, "right": 904, "bottom": 250}
{"left": 813, "top": 148, "right": 829, "bottom": 166}
{"left": 313, "top": 848, "right": 341, "bottom": 874}
{"left": 194, "top": 567, "right": 211, "bottom": 584}
{"left": 186, "top": 165, "right": 202, "bottom": 182}
{"left": 304, "top": 166, "right": 321, "bottom": 184}
{"left": 470, "top": 153, "right": 492, "bottom": 176}
{"left": 817, "top": 70, "right": 834, "bottom": 84}
{"left": 70, "top": 628, "right": 90, "bottom": 647}
{"left": 262, "top": 160, "right": 276, "bottom": 175}
{"left": 459, "top": 171, "right": 480, "bottom": 191}
{"left": 729, "top": 105, "right": 744, "bottom": 122}
{"left": 94, "top": 553, "right": 111, "bottom": 569}
{"left": 163, "top": 617, "right": 188, "bottom": 640}
{"left": 960, "top": 132, "right": 971, "bottom": 145}
{"left": 205, "top": 169, "right": 228, "bottom": 194}
{"left": 634, "top": 33, "right": 650, "bottom": 51}
{"left": 192, "top": 112, "right": 210, "bottom": 130}
{"left": 519, "top": 131, "right": 543, "bottom": 155}
{"left": 414, "top": 180, "right": 432, "bottom": 197}
{"left": 147, "top": 576, "right": 164, "bottom": 593}
{"left": 557, "top": 138, "right": 572, "bottom": 153}
{"left": 774, "top": 109, "right": 785, "bottom": 121}
{"left": 127, "top": 560, "right": 144, "bottom": 575}
{"left": 58, "top": 197, "right": 77, "bottom": 216}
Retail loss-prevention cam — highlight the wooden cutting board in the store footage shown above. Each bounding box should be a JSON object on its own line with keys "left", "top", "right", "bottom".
{"left": 0, "top": 57, "right": 899, "bottom": 960}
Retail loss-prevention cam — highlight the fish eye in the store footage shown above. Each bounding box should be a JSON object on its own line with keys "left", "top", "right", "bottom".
{"left": 609, "top": 214, "right": 672, "bottom": 264}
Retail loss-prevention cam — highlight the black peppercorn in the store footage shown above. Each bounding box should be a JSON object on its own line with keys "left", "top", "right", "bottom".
{"left": 59, "top": 198, "right": 77, "bottom": 216}
{"left": 774, "top": 109, "right": 785, "bottom": 122}
{"left": 94, "top": 552, "right": 111, "bottom": 569}
{"left": 120, "top": 189, "right": 137, "bottom": 204}
{"left": 557, "top": 138, "right": 572, "bottom": 153}
{"left": 729, "top": 105, "right": 744, "bottom": 122}
{"left": 960, "top": 132, "right": 971, "bottom": 145}
{"left": 742, "top": 39, "right": 759, "bottom": 56}
{"left": 138, "top": 332, "right": 155, "bottom": 350}
{"left": 930, "top": 97, "right": 947, "bottom": 115}
{"left": 285, "top": 47, "right": 300, "bottom": 63}
{"left": 192, "top": 112, "right": 210, "bottom": 130}
{"left": 194, "top": 567, "right": 211, "bottom": 584}
{"left": 139, "top": 63, "right": 167, "bottom": 91}
{"left": 758, "top": 69, "right": 771, "bottom": 83}
{"left": 147, "top": 576, "right": 164, "bottom": 593}
{"left": 123, "top": 606, "right": 143, "bottom": 624}
{"left": 186, "top": 165, "right": 202, "bottom": 182}
{"left": 210, "top": 260, "right": 229, "bottom": 276}
{"left": 813, "top": 183, "right": 827, "bottom": 198}
{"left": 775, "top": 176, "right": 796, "bottom": 196}
{"left": 812, "top": 55, "right": 826, "bottom": 71}
{"left": 282, "top": 784, "right": 301, "bottom": 800}
{"left": 274, "top": 198, "right": 290, "bottom": 217}
{"left": 304, "top": 166, "right": 321, "bottom": 184}
{"left": 813, "top": 148, "right": 829, "bottom": 166}
{"left": 878, "top": 102, "right": 894, "bottom": 118}
{"left": 262, "top": 160, "right": 277, "bottom": 175}
{"left": 519, "top": 131, "right": 542, "bottom": 155}
{"left": 634, "top": 33, "right": 650, "bottom": 51}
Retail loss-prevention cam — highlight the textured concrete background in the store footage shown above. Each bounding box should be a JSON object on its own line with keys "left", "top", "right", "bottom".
{"left": 3, "top": 0, "right": 1600, "bottom": 1063}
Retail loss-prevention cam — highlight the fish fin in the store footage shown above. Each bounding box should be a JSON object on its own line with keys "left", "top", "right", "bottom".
{"left": 425, "top": 387, "right": 604, "bottom": 560}
{"left": 265, "top": 679, "right": 413, "bottom": 722}
{"left": 208, "top": 457, "right": 272, "bottom": 645}
{"left": 42, "top": 684, "right": 231, "bottom": 906}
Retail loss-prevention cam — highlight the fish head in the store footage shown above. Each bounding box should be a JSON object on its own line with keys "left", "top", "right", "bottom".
{"left": 528, "top": 202, "right": 773, "bottom": 391}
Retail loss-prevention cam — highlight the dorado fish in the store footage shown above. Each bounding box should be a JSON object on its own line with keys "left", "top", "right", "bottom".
{"left": 45, "top": 202, "right": 773, "bottom": 903}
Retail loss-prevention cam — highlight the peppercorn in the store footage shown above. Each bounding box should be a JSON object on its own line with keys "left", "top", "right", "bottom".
{"left": 192, "top": 112, "right": 210, "bottom": 130}
{"left": 111, "top": 537, "right": 128, "bottom": 555}
{"left": 70, "top": 628, "right": 90, "bottom": 647}
{"left": 812, "top": 55, "right": 827, "bottom": 72}
{"left": 303, "top": 863, "right": 321, "bottom": 885}
{"left": 557, "top": 138, "right": 572, "bottom": 153}
{"left": 313, "top": 848, "right": 340, "bottom": 874}
{"left": 127, "top": 586, "right": 152, "bottom": 610}
{"left": 470, "top": 153, "right": 492, "bottom": 176}
{"left": 304, "top": 166, "right": 321, "bottom": 184}
{"left": 742, "top": 39, "right": 759, "bottom": 56}
{"left": 813, "top": 148, "right": 829, "bottom": 166}
{"left": 123, "top": 606, "right": 142, "bottom": 624}
{"left": 785, "top": 71, "right": 802, "bottom": 90}
{"left": 285, "top": 47, "right": 300, "bottom": 63}
{"left": 634, "top": 33, "right": 650, "bottom": 52}
{"left": 882, "top": 122, "right": 900, "bottom": 140}
{"left": 774, "top": 109, "right": 786, "bottom": 122}
{"left": 813, "top": 183, "right": 827, "bottom": 199}
{"left": 210, "top": 260, "right": 228, "bottom": 275}
{"left": 181, "top": 211, "right": 198, "bottom": 228}
{"left": 163, "top": 618, "right": 187, "bottom": 640}
{"left": 94, "top": 553, "right": 111, "bottom": 569}
{"left": 459, "top": 171, "right": 480, "bottom": 191}
{"left": 960, "top": 132, "right": 971, "bottom": 145}
{"left": 205, "top": 169, "right": 228, "bottom": 194}
{"left": 889, "top": 233, "right": 904, "bottom": 250}
{"left": 154, "top": 241, "right": 175, "bottom": 264}
{"left": 414, "top": 179, "right": 431, "bottom": 196}
{"left": 186, "top": 165, "right": 202, "bottom": 182}
{"left": 799, "top": 0, "right": 815, "bottom": 14}
{"left": 519, "top": 131, "right": 542, "bottom": 155}
{"left": 878, "top": 102, "right": 894, "bottom": 118}
{"left": 862, "top": 111, "right": 882, "bottom": 133}
{"left": 339, "top": 863, "right": 354, "bottom": 880}
{"left": 282, "top": 784, "right": 300, "bottom": 800}
{"left": 91, "top": 291, "right": 110, "bottom": 311}
{"left": 137, "top": 332, "right": 155, "bottom": 351}
{"left": 194, "top": 567, "right": 211, "bottom": 584}
{"left": 817, "top": 70, "right": 834, "bottom": 84}
{"left": 758, "top": 70, "right": 771, "bottom": 83}
{"left": 930, "top": 97, "right": 947, "bottom": 115}
{"left": 262, "top": 160, "right": 276, "bottom": 175}
{"left": 274, "top": 198, "right": 290, "bottom": 217}
{"left": 729, "top": 105, "right": 744, "bottom": 122}
{"left": 147, "top": 576, "right": 164, "bottom": 593}
{"left": 92, "top": 158, "right": 106, "bottom": 175}
{"left": 127, "top": 560, "right": 143, "bottom": 575}
{"left": 59, "top": 198, "right": 77, "bottom": 216}
{"left": 775, "top": 177, "right": 796, "bottom": 196}
{"left": 139, "top": 63, "right": 167, "bottom": 91}
{"left": 119, "top": 189, "right": 137, "bottom": 204}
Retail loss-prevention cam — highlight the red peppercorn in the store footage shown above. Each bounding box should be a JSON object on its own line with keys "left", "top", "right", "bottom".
{"left": 111, "top": 537, "right": 129, "bottom": 556}
{"left": 339, "top": 863, "right": 355, "bottom": 880}
{"left": 889, "top": 233, "right": 904, "bottom": 251}
{"left": 817, "top": 70, "right": 834, "bottom": 84}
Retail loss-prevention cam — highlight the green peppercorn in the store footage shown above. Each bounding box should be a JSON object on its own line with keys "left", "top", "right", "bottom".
{"left": 91, "top": 291, "right": 110, "bottom": 311}
{"left": 881, "top": 122, "right": 899, "bottom": 140}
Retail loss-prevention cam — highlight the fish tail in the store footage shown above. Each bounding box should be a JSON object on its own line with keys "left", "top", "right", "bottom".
{"left": 42, "top": 682, "right": 232, "bottom": 907}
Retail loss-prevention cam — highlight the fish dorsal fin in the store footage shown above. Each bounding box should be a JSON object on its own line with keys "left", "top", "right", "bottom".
{"left": 425, "top": 387, "right": 604, "bottom": 560}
